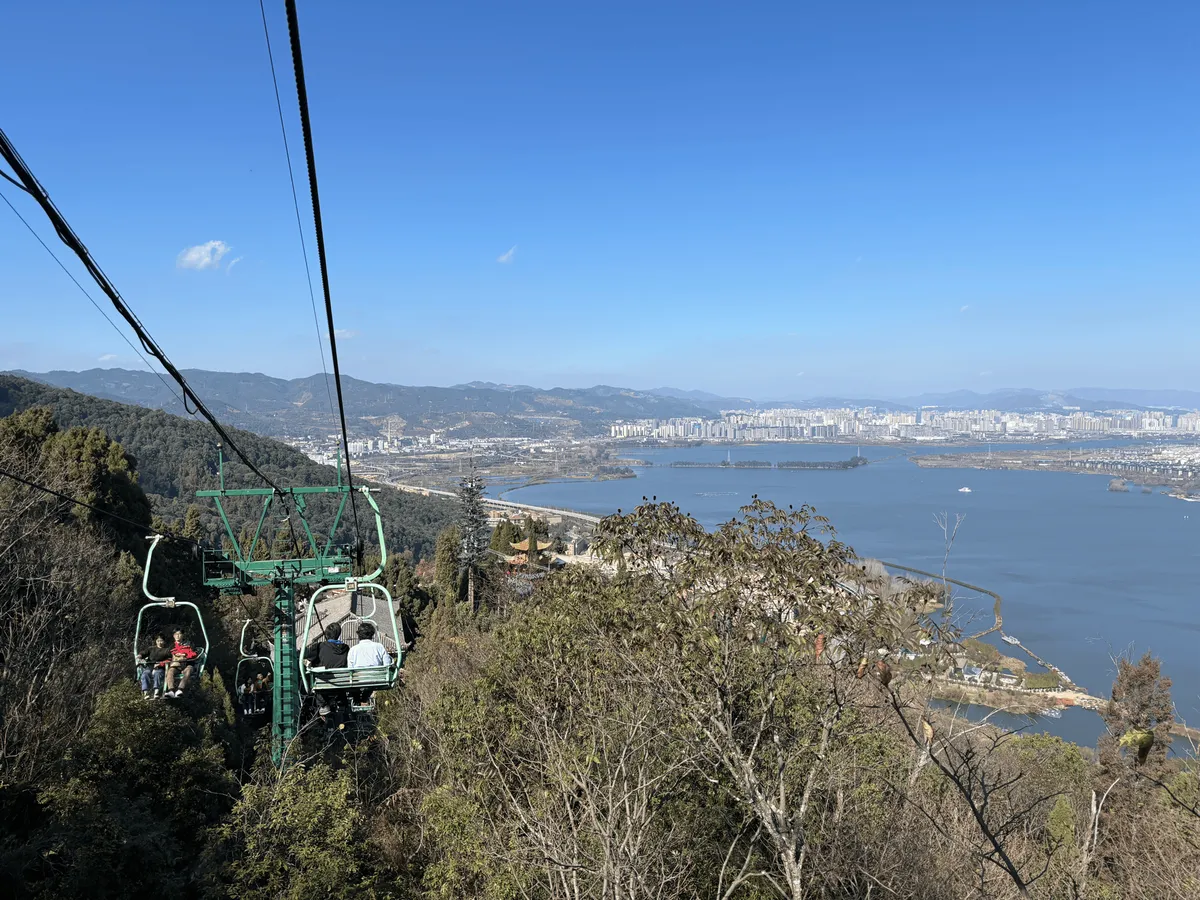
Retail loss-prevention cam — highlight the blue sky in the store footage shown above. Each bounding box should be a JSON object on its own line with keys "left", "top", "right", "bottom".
{"left": 1, "top": 1, "right": 1197, "bottom": 398}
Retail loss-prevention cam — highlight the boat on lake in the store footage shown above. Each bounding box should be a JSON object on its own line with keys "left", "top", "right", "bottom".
{"left": 1001, "top": 634, "right": 1019, "bottom": 645}
{"left": 958, "top": 486, "right": 972, "bottom": 493}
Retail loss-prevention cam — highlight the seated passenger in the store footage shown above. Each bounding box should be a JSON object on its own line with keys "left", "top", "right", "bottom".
{"left": 347, "top": 622, "right": 393, "bottom": 668}
{"left": 166, "top": 628, "right": 200, "bottom": 697}
{"left": 138, "top": 633, "right": 172, "bottom": 699}
{"left": 304, "top": 622, "right": 350, "bottom": 669}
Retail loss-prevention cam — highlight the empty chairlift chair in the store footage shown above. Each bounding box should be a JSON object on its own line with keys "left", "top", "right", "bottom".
{"left": 300, "top": 579, "right": 405, "bottom": 712}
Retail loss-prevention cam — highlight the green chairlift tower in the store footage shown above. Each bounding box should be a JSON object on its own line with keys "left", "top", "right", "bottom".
{"left": 196, "top": 446, "right": 395, "bottom": 767}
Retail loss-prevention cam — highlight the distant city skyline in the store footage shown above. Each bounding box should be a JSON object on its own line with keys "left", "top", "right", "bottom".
{"left": 3, "top": 2, "right": 1199, "bottom": 397}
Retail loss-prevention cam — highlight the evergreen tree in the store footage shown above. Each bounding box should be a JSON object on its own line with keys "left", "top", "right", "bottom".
{"left": 524, "top": 515, "right": 544, "bottom": 572}
{"left": 489, "top": 518, "right": 520, "bottom": 553}
{"left": 457, "top": 468, "right": 488, "bottom": 610}
{"left": 270, "top": 521, "right": 303, "bottom": 559}
{"left": 181, "top": 504, "right": 206, "bottom": 544}
{"left": 433, "top": 525, "right": 461, "bottom": 603}
{"left": 382, "top": 551, "right": 431, "bottom": 623}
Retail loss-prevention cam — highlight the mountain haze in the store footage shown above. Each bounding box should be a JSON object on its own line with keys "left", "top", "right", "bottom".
{"left": 11, "top": 369, "right": 714, "bottom": 438}
{"left": 12, "top": 371, "right": 1199, "bottom": 444}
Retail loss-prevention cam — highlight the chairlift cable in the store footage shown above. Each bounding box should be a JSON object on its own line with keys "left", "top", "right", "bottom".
{"left": 282, "top": 0, "right": 364, "bottom": 557}
{"left": 256, "top": 0, "right": 336, "bottom": 422}
{"left": 0, "top": 464, "right": 200, "bottom": 546}
{"left": 0, "top": 125, "right": 308, "bottom": 558}
{"left": 0, "top": 167, "right": 29, "bottom": 192}
{"left": 0, "top": 127, "right": 280, "bottom": 493}
{"left": 0, "top": 186, "right": 189, "bottom": 415}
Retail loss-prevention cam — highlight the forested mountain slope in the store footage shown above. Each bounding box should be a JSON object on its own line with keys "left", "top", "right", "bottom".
{"left": 0, "top": 375, "right": 454, "bottom": 559}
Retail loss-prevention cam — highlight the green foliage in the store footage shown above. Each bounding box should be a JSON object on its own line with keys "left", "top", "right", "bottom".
{"left": 12, "top": 683, "right": 236, "bottom": 898}
{"left": 433, "top": 525, "right": 462, "bottom": 602}
{"left": 380, "top": 551, "right": 432, "bottom": 621}
{"left": 456, "top": 470, "right": 488, "bottom": 571}
{"left": 0, "top": 376, "right": 455, "bottom": 560}
{"left": 962, "top": 637, "right": 1003, "bottom": 666}
{"left": 206, "top": 762, "right": 380, "bottom": 900}
{"left": 488, "top": 519, "right": 520, "bottom": 553}
{"left": 1024, "top": 671, "right": 1061, "bottom": 690}
{"left": 182, "top": 502, "right": 207, "bottom": 542}
{"left": 0, "top": 406, "right": 150, "bottom": 553}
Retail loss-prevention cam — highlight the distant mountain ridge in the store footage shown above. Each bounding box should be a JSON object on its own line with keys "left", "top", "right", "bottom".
{"left": 9, "top": 368, "right": 715, "bottom": 438}
{"left": 10, "top": 370, "right": 1197, "bottom": 441}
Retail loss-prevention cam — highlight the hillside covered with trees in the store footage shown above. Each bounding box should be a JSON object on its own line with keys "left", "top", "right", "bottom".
{"left": 0, "top": 389, "right": 1197, "bottom": 899}
{"left": 0, "top": 375, "right": 455, "bottom": 559}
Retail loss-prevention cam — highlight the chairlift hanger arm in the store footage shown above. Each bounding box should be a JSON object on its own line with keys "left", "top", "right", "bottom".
{"left": 142, "top": 535, "right": 175, "bottom": 604}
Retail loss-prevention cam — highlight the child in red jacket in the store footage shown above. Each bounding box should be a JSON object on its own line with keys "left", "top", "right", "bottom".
{"left": 165, "top": 628, "right": 200, "bottom": 697}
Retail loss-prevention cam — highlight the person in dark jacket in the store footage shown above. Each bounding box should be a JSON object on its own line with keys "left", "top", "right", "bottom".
{"left": 138, "top": 634, "right": 172, "bottom": 699}
{"left": 305, "top": 622, "right": 350, "bottom": 718}
{"left": 305, "top": 622, "right": 351, "bottom": 669}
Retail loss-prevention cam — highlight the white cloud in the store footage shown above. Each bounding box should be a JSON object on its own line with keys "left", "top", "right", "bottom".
{"left": 176, "top": 240, "right": 232, "bottom": 270}
{"left": 335, "top": 328, "right": 359, "bottom": 339}
{"left": 496, "top": 245, "right": 517, "bottom": 264}
{"left": 960, "top": 304, "right": 970, "bottom": 313}
{"left": 98, "top": 353, "right": 117, "bottom": 362}
{"left": 226, "top": 256, "right": 244, "bottom": 274}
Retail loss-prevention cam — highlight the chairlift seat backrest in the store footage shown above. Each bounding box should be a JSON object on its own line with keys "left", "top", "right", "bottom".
{"left": 340, "top": 614, "right": 399, "bottom": 656}
{"left": 308, "top": 664, "right": 398, "bottom": 692}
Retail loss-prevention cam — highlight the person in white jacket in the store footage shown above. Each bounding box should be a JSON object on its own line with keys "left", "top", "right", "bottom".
{"left": 347, "top": 621, "right": 393, "bottom": 668}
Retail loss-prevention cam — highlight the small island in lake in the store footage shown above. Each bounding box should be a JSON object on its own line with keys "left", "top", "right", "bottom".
{"left": 779, "top": 455, "right": 869, "bottom": 470}
{"left": 669, "top": 456, "right": 868, "bottom": 470}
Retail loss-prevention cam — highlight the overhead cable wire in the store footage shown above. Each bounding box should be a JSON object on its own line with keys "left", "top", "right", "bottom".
{"left": 283, "top": 0, "right": 364, "bottom": 554}
{"left": 257, "top": 0, "right": 336, "bottom": 421}
{"left": 0, "top": 126, "right": 310, "bottom": 559}
{"left": 0, "top": 464, "right": 267, "bottom": 631}
{"left": 0, "top": 126, "right": 288, "bottom": 497}
{"left": 0, "top": 463, "right": 199, "bottom": 545}
{"left": 1, "top": 167, "right": 28, "bottom": 192}
{"left": 0, "top": 185, "right": 189, "bottom": 414}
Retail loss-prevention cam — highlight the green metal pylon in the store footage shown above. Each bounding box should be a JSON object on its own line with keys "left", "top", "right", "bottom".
{"left": 196, "top": 445, "right": 386, "bottom": 770}
{"left": 271, "top": 579, "right": 300, "bottom": 768}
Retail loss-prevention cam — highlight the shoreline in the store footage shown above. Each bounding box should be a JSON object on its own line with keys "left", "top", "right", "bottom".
{"left": 910, "top": 454, "right": 1200, "bottom": 502}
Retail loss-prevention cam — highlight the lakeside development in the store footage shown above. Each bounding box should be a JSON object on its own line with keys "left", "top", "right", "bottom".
{"left": 912, "top": 445, "right": 1200, "bottom": 499}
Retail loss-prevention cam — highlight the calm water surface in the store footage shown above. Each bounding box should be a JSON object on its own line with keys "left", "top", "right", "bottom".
{"left": 500, "top": 443, "right": 1200, "bottom": 746}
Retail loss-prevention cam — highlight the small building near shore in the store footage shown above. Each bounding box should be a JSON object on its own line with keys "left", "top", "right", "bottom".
{"left": 962, "top": 665, "right": 985, "bottom": 684}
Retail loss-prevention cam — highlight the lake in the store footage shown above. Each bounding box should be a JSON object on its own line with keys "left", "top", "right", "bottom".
{"left": 499, "top": 442, "right": 1200, "bottom": 747}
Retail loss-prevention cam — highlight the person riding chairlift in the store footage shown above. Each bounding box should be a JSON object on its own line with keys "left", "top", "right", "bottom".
{"left": 347, "top": 621, "right": 392, "bottom": 668}
{"left": 138, "top": 633, "right": 172, "bottom": 700}
{"left": 304, "top": 622, "right": 350, "bottom": 669}
{"left": 166, "top": 628, "right": 199, "bottom": 698}
{"left": 305, "top": 622, "right": 350, "bottom": 718}
{"left": 345, "top": 621, "right": 393, "bottom": 711}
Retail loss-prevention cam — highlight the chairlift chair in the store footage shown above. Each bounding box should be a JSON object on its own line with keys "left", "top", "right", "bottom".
{"left": 134, "top": 535, "right": 210, "bottom": 680}
{"left": 300, "top": 579, "right": 405, "bottom": 712}
{"left": 235, "top": 619, "right": 273, "bottom": 719}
